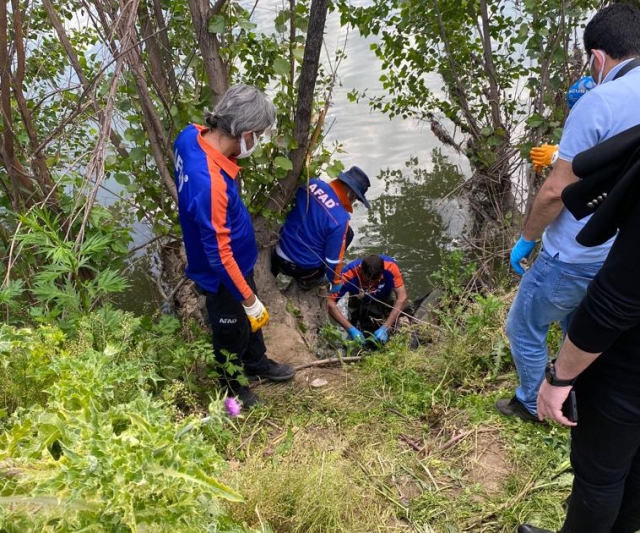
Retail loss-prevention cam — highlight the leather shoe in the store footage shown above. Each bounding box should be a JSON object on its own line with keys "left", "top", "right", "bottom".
{"left": 518, "top": 524, "right": 555, "bottom": 533}
{"left": 246, "top": 358, "right": 296, "bottom": 382}
{"left": 496, "top": 396, "right": 545, "bottom": 424}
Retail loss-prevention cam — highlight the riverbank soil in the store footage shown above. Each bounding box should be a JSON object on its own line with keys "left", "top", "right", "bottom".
{"left": 222, "top": 291, "right": 573, "bottom": 533}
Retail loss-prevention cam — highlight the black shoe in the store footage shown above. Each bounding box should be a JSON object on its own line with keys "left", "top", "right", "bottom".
{"left": 517, "top": 524, "right": 555, "bottom": 533}
{"left": 246, "top": 359, "right": 296, "bottom": 382}
{"left": 229, "top": 384, "right": 261, "bottom": 409}
{"left": 495, "top": 396, "right": 545, "bottom": 424}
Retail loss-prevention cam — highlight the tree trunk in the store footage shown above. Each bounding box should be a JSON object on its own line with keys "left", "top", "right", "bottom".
{"left": 187, "top": 0, "right": 229, "bottom": 104}
{"left": 255, "top": 0, "right": 331, "bottom": 232}
{"left": 250, "top": 0, "right": 332, "bottom": 352}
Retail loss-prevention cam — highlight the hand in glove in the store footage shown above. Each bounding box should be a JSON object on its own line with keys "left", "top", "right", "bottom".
{"left": 243, "top": 295, "right": 270, "bottom": 332}
{"left": 374, "top": 325, "right": 390, "bottom": 345}
{"left": 347, "top": 326, "right": 365, "bottom": 345}
{"left": 510, "top": 235, "right": 537, "bottom": 276}
{"left": 530, "top": 144, "right": 559, "bottom": 173}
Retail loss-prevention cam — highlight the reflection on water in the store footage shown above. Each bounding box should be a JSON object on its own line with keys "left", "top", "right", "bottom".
{"left": 351, "top": 150, "right": 468, "bottom": 299}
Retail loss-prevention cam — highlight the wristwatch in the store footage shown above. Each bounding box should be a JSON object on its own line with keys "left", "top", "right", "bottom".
{"left": 545, "top": 359, "right": 576, "bottom": 387}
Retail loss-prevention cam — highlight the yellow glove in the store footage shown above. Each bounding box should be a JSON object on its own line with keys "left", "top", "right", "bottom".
{"left": 530, "top": 144, "right": 559, "bottom": 173}
{"left": 243, "top": 296, "right": 269, "bottom": 333}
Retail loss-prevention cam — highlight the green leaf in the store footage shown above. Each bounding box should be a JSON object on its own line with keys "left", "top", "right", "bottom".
{"left": 274, "top": 156, "right": 293, "bottom": 171}
{"left": 273, "top": 57, "right": 291, "bottom": 76}
{"left": 149, "top": 466, "right": 244, "bottom": 502}
{"left": 237, "top": 18, "right": 256, "bottom": 31}
{"left": 526, "top": 114, "right": 545, "bottom": 128}
{"left": 129, "top": 147, "right": 146, "bottom": 161}
{"left": 208, "top": 15, "right": 225, "bottom": 33}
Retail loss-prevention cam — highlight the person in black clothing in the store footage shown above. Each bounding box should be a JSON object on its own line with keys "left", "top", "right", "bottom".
{"left": 518, "top": 5, "right": 640, "bottom": 533}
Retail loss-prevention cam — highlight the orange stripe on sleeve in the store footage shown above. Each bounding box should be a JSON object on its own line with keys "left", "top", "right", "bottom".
{"left": 332, "top": 224, "right": 349, "bottom": 284}
{"left": 207, "top": 159, "right": 253, "bottom": 300}
{"left": 385, "top": 260, "right": 404, "bottom": 288}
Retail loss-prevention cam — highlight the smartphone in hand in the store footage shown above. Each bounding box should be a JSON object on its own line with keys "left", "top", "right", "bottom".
{"left": 562, "top": 389, "right": 578, "bottom": 423}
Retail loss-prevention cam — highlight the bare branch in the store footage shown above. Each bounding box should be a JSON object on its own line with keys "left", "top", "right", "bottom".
{"left": 212, "top": 0, "right": 227, "bottom": 16}
{"left": 151, "top": 0, "right": 178, "bottom": 95}
{"left": 73, "top": 0, "right": 142, "bottom": 248}
{"left": 431, "top": 0, "right": 481, "bottom": 139}
{"left": 479, "top": 0, "right": 504, "bottom": 132}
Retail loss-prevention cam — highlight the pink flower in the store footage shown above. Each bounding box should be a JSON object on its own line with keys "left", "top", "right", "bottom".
{"left": 224, "top": 397, "right": 241, "bottom": 417}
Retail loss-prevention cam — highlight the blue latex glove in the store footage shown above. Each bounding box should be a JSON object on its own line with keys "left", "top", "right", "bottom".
{"left": 567, "top": 76, "right": 595, "bottom": 109}
{"left": 347, "top": 326, "right": 365, "bottom": 344}
{"left": 510, "top": 235, "right": 537, "bottom": 275}
{"left": 374, "top": 325, "right": 389, "bottom": 345}
{"left": 329, "top": 282, "right": 342, "bottom": 294}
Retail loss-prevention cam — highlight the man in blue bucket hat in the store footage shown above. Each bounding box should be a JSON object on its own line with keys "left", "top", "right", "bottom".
{"left": 272, "top": 166, "right": 371, "bottom": 292}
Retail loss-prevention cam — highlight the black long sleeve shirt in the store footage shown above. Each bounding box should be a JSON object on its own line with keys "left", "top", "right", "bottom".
{"left": 569, "top": 198, "right": 640, "bottom": 402}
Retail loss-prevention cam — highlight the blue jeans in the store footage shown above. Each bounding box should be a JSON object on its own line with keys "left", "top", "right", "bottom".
{"left": 505, "top": 249, "right": 603, "bottom": 415}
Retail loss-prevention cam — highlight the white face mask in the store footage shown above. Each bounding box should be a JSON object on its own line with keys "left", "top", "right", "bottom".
{"left": 589, "top": 50, "right": 606, "bottom": 85}
{"left": 236, "top": 131, "right": 259, "bottom": 160}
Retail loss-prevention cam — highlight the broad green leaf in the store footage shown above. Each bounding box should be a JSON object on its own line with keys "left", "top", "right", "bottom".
{"left": 274, "top": 156, "right": 293, "bottom": 170}
{"left": 273, "top": 58, "right": 291, "bottom": 76}
{"left": 208, "top": 15, "right": 225, "bottom": 33}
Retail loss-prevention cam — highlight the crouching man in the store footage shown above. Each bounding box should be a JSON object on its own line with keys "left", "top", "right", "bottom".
{"left": 327, "top": 254, "right": 408, "bottom": 346}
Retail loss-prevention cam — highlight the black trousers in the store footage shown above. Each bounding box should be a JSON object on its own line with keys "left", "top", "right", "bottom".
{"left": 348, "top": 293, "right": 395, "bottom": 335}
{"left": 202, "top": 273, "right": 269, "bottom": 385}
{"left": 270, "top": 249, "right": 325, "bottom": 283}
{"left": 271, "top": 227, "right": 355, "bottom": 283}
{"left": 562, "top": 377, "right": 640, "bottom": 533}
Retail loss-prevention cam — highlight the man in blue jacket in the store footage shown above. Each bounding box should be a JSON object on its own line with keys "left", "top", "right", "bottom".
{"left": 272, "top": 166, "right": 371, "bottom": 290}
{"left": 174, "top": 84, "right": 295, "bottom": 408}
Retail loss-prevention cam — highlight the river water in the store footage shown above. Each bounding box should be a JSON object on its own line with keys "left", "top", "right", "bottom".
{"left": 115, "top": 1, "right": 470, "bottom": 313}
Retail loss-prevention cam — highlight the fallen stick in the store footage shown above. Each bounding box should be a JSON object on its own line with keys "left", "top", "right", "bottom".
{"left": 399, "top": 433, "right": 424, "bottom": 453}
{"left": 293, "top": 356, "right": 363, "bottom": 371}
{"left": 438, "top": 429, "right": 475, "bottom": 453}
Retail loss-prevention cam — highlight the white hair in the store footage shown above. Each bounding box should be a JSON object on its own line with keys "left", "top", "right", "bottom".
{"left": 204, "top": 84, "right": 276, "bottom": 138}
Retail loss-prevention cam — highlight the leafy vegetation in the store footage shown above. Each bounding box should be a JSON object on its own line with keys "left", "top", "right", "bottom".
{"left": 0, "top": 0, "right": 602, "bottom": 529}
{"left": 0, "top": 309, "right": 252, "bottom": 531}
{"left": 340, "top": 0, "right": 600, "bottom": 230}
{"left": 221, "top": 287, "right": 572, "bottom": 533}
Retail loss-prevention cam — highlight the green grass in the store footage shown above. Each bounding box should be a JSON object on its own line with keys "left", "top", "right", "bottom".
{"left": 221, "top": 291, "right": 574, "bottom": 532}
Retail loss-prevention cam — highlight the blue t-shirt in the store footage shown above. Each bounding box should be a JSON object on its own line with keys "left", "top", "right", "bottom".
{"left": 544, "top": 59, "right": 640, "bottom": 263}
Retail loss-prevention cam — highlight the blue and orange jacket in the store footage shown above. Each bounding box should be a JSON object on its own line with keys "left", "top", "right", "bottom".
{"left": 331, "top": 255, "right": 404, "bottom": 302}
{"left": 174, "top": 124, "right": 257, "bottom": 301}
{"left": 278, "top": 178, "right": 351, "bottom": 283}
